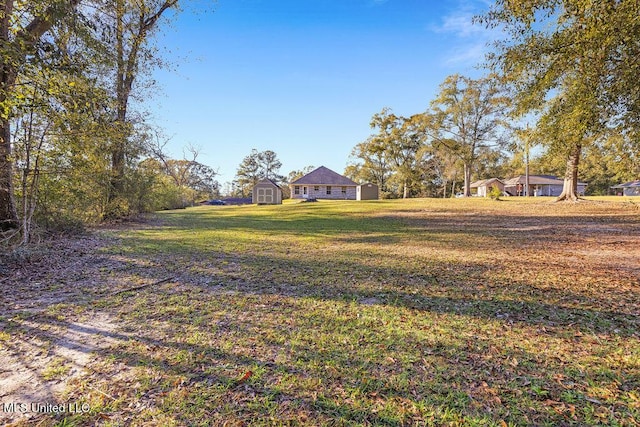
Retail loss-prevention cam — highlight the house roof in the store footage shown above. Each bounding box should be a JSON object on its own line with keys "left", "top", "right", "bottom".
{"left": 291, "top": 166, "right": 357, "bottom": 186}
{"left": 611, "top": 180, "right": 640, "bottom": 189}
{"left": 503, "top": 175, "right": 561, "bottom": 186}
{"left": 256, "top": 178, "right": 282, "bottom": 189}
{"left": 503, "top": 175, "right": 587, "bottom": 186}
{"left": 470, "top": 178, "right": 503, "bottom": 188}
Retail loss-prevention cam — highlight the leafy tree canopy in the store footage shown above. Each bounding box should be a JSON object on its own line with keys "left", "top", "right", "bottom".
{"left": 478, "top": 0, "right": 640, "bottom": 200}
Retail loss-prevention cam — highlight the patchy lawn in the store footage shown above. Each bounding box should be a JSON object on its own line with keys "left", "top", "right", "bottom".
{"left": 1, "top": 197, "right": 639, "bottom": 426}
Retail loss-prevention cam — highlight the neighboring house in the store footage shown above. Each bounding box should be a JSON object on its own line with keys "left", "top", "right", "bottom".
{"left": 290, "top": 166, "right": 358, "bottom": 200}
{"left": 503, "top": 175, "right": 587, "bottom": 197}
{"left": 356, "top": 183, "right": 379, "bottom": 200}
{"left": 252, "top": 179, "right": 283, "bottom": 204}
{"left": 470, "top": 178, "right": 504, "bottom": 197}
{"left": 611, "top": 180, "right": 640, "bottom": 196}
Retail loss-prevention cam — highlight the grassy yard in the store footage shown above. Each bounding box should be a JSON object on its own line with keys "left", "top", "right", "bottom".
{"left": 2, "top": 197, "right": 639, "bottom": 426}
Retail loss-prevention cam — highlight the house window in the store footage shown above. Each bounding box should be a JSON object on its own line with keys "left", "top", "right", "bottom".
{"left": 326, "top": 186, "right": 332, "bottom": 195}
{"left": 341, "top": 186, "right": 347, "bottom": 194}
{"left": 314, "top": 186, "right": 320, "bottom": 192}
{"left": 294, "top": 186, "right": 300, "bottom": 195}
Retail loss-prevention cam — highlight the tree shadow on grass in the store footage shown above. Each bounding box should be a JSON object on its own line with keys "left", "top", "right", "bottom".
{"left": 16, "top": 278, "right": 638, "bottom": 425}
{"left": 11, "top": 307, "right": 485, "bottom": 425}
{"left": 4, "top": 252, "right": 638, "bottom": 426}
{"left": 104, "top": 228, "right": 640, "bottom": 339}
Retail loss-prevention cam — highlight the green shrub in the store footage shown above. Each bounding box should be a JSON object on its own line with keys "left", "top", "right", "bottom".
{"left": 488, "top": 185, "right": 502, "bottom": 200}
{"left": 104, "top": 197, "right": 131, "bottom": 221}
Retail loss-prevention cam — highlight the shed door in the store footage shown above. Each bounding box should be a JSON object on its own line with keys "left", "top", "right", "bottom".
{"left": 257, "top": 188, "right": 273, "bottom": 204}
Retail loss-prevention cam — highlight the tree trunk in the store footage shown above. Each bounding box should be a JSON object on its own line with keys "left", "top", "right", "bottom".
{"left": 403, "top": 180, "right": 408, "bottom": 199}
{"left": 463, "top": 163, "right": 472, "bottom": 197}
{"left": 107, "top": 0, "right": 176, "bottom": 216}
{"left": 0, "top": 0, "right": 17, "bottom": 231}
{"left": 0, "top": 117, "right": 18, "bottom": 231}
{"left": 524, "top": 142, "right": 530, "bottom": 196}
{"left": 556, "top": 144, "right": 582, "bottom": 202}
{"left": 109, "top": 0, "right": 127, "bottom": 205}
{"left": 109, "top": 115, "right": 127, "bottom": 204}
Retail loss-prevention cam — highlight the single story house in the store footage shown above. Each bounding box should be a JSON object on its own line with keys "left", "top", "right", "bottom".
{"left": 503, "top": 175, "right": 587, "bottom": 197}
{"left": 252, "top": 178, "right": 283, "bottom": 204}
{"left": 611, "top": 180, "right": 640, "bottom": 196}
{"left": 290, "top": 166, "right": 358, "bottom": 200}
{"left": 356, "top": 183, "right": 379, "bottom": 200}
{"left": 470, "top": 178, "right": 504, "bottom": 197}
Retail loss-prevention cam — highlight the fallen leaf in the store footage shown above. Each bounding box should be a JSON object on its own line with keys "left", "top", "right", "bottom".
{"left": 234, "top": 370, "right": 253, "bottom": 387}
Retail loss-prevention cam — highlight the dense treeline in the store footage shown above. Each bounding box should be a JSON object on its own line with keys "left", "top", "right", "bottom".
{"left": 347, "top": 1, "right": 640, "bottom": 200}
{"left": 346, "top": 79, "right": 639, "bottom": 200}
{"left": 347, "top": 75, "right": 639, "bottom": 200}
{"left": 0, "top": 0, "right": 218, "bottom": 243}
{"left": 346, "top": 75, "right": 511, "bottom": 199}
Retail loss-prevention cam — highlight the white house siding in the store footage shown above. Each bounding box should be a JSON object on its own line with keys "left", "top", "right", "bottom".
{"left": 291, "top": 185, "right": 357, "bottom": 200}
{"left": 470, "top": 179, "right": 504, "bottom": 197}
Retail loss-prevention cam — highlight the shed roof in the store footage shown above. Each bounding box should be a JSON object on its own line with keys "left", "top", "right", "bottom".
{"left": 256, "top": 178, "right": 282, "bottom": 189}
{"left": 291, "top": 166, "right": 357, "bottom": 186}
{"left": 470, "top": 178, "right": 503, "bottom": 188}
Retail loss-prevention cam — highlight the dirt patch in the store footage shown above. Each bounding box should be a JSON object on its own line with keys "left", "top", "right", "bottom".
{"left": 0, "top": 312, "right": 123, "bottom": 424}
{"left": 0, "top": 231, "right": 136, "bottom": 424}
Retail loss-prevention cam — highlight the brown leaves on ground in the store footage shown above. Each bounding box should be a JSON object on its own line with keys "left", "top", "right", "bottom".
{"left": 0, "top": 200, "right": 639, "bottom": 426}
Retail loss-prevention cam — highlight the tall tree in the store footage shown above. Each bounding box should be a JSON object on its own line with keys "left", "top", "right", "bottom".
{"left": 0, "top": 0, "right": 80, "bottom": 231}
{"left": 93, "top": 0, "right": 179, "bottom": 217}
{"left": 479, "top": 0, "right": 640, "bottom": 201}
{"left": 346, "top": 137, "right": 393, "bottom": 193}
{"left": 152, "top": 144, "right": 219, "bottom": 202}
{"left": 234, "top": 149, "right": 261, "bottom": 197}
{"left": 234, "top": 149, "right": 286, "bottom": 196}
{"left": 423, "top": 140, "right": 464, "bottom": 198}
{"left": 258, "top": 150, "right": 285, "bottom": 182}
{"left": 426, "top": 74, "right": 509, "bottom": 197}
{"left": 368, "top": 108, "right": 426, "bottom": 198}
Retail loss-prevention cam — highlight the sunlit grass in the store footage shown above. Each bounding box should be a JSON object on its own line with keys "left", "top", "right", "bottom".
{"left": 36, "top": 197, "right": 640, "bottom": 426}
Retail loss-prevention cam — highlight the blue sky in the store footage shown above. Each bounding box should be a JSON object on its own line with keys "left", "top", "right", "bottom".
{"left": 147, "top": 0, "right": 497, "bottom": 186}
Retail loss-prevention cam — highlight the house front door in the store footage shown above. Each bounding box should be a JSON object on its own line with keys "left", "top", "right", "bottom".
{"left": 303, "top": 186, "right": 308, "bottom": 198}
